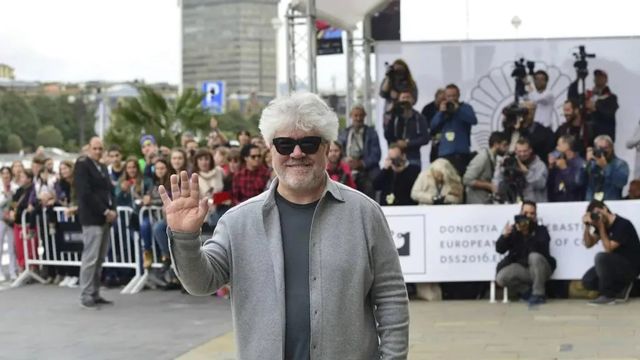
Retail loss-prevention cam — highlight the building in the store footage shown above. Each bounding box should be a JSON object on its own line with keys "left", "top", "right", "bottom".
{"left": 0, "top": 64, "right": 15, "bottom": 80}
{"left": 181, "top": 0, "right": 278, "bottom": 97}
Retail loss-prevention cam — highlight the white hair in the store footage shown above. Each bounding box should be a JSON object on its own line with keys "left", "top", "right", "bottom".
{"left": 594, "top": 134, "right": 613, "bottom": 147}
{"left": 259, "top": 92, "right": 339, "bottom": 144}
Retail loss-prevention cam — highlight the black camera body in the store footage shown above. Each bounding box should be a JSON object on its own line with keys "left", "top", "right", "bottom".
{"left": 502, "top": 103, "right": 529, "bottom": 130}
{"left": 432, "top": 195, "right": 446, "bottom": 205}
{"left": 391, "top": 157, "right": 405, "bottom": 168}
{"left": 593, "top": 147, "right": 606, "bottom": 158}
{"left": 573, "top": 45, "right": 596, "bottom": 80}
{"left": 514, "top": 214, "right": 530, "bottom": 224}
{"left": 590, "top": 212, "right": 600, "bottom": 222}
{"left": 502, "top": 153, "right": 521, "bottom": 177}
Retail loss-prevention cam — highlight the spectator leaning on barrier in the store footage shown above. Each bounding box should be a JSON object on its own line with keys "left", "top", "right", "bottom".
{"left": 547, "top": 135, "right": 586, "bottom": 202}
{"left": 421, "top": 89, "right": 446, "bottom": 162}
{"left": 74, "top": 137, "right": 116, "bottom": 309}
{"left": 374, "top": 143, "right": 420, "bottom": 206}
{"left": 581, "top": 200, "right": 640, "bottom": 305}
{"left": 55, "top": 160, "right": 78, "bottom": 215}
{"left": 338, "top": 105, "right": 381, "bottom": 197}
{"left": 0, "top": 167, "right": 19, "bottom": 281}
{"left": 581, "top": 135, "right": 629, "bottom": 201}
{"left": 493, "top": 137, "right": 548, "bottom": 204}
{"left": 411, "top": 158, "right": 463, "bottom": 206}
{"left": 463, "top": 131, "right": 509, "bottom": 204}
{"left": 326, "top": 141, "right": 356, "bottom": 189}
{"left": 383, "top": 91, "right": 430, "bottom": 168}
{"left": 162, "top": 92, "right": 409, "bottom": 359}
{"left": 496, "top": 201, "right": 556, "bottom": 306}
{"left": 11, "top": 169, "right": 37, "bottom": 274}
{"left": 431, "top": 84, "right": 478, "bottom": 177}
{"left": 555, "top": 99, "right": 594, "bottom": 158}
{"left": 140, "top": 158, "right": 174, "bottom": 269}
{"left": 231, "top": 144, "right": 271, "bottom": 205}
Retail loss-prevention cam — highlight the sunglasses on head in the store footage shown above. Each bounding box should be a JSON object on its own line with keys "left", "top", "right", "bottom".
{"left": 272, "top": 136, "right": 323, "bottom": 155}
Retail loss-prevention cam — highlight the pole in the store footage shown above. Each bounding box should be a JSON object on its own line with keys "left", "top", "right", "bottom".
{"left": 345, "top": 30, "right": 354, "bottom": 124}
{"left": 363, "top": 15, "right": 373, "bottom": 126}
{"left": 306, "top": 0, "right": 317, "bottom": 93}
{"left": 177, "top": 0, "right": 183, "bottom": 94}
{"left": 286, "top": 5, "right": 296, "bottom": 93}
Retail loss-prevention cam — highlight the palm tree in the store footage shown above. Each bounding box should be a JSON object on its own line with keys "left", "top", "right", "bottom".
{"left": 106, "top": 85, "right": 210, "bottom": 156}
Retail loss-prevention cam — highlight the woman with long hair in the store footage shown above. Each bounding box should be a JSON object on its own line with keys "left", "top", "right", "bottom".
{"left": 379, "top": 58, "right": 419, "bottom": 126}
{"left": 140, "top": 158, "right": 174, "bottom": 268}
{"left": 0, "top": 166, "right": 19, "bottom": 281}
{"left": 170, "top": 148, "right": 189, "bottom": 175}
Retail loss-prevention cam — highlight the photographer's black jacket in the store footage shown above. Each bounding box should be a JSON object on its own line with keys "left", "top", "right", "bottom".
{"left": 495, "top": 224, "right": 556, "bottom": 273}
{"left": 510, "top": 122, "right": 555, "bottom": 165}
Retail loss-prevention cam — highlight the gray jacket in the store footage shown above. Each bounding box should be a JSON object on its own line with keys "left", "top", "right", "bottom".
{"left": 463, "top": 148, "right": 495, "bottom": 204}
{"left": 169, "top": 177, "right": 409, "bottom": 360}
{"left": 493, "top": 154, "right": 548, "bottom": 203}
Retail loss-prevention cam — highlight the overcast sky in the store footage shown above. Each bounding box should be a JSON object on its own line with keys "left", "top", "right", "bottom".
{"left": 1, "top": 0, "right": 637, "bottom": 91}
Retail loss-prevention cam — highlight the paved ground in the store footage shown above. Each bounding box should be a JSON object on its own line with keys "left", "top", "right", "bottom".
{"left": 2, "top": 282, "right": 640, "bottom": 359}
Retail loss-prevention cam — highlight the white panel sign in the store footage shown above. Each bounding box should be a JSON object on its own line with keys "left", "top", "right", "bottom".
{"left": 384, "top": 200, "right": 640, "bottom": 282}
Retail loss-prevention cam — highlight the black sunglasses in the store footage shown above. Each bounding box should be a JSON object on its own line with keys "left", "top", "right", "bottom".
{"left": 272, "top": 136, "right": 323, "bottom": 155}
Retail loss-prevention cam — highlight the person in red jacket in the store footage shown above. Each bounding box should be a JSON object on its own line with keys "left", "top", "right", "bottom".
{"left": 326, "top": 141, "right": 356, "bottom": 188}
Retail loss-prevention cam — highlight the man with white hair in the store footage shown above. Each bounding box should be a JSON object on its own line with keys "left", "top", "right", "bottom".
{"left": 161, "top": 93, "right": 409, "bottom": 359}
{"left": 581, "top": 135, "right": 629, "bottom": 201}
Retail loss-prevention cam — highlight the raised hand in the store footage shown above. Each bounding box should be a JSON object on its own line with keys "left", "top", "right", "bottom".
{"left": 159, "top": 171, "right": 209, "bottom": 234}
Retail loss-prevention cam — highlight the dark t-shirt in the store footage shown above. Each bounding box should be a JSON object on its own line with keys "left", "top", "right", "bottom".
{"left": 608, "top": 215, "right": 640, "bottom": 272}
{"left": 275, "top": 192, "right": 318, "bottom": 360}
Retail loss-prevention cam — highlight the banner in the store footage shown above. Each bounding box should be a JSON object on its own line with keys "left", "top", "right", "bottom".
{"left": 384, "top": 200, "right": 640, "bottom": 282}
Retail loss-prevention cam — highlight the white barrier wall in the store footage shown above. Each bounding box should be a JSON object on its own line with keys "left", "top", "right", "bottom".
{"left": 385, "top": 200, "right": 640, "bottom": 282}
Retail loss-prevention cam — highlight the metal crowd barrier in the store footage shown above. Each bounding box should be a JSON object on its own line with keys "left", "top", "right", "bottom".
{"left": 11, "top": 206, "right": 143, "bottom": 294}
{"left": 131, "top": 205, "right": 166, "bottom": 292}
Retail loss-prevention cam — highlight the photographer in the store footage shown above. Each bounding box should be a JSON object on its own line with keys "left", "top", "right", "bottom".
{"left": 430, "top": 84, "right": 478, "bottom": 176}
{"left": 586, "top": 70, "right": 619, "bottom": 141}
{"left": 496, "top": 201, "right": 556, "bottom": 305}
{"left": 503, "top": 101, "right": 555, "bottom": 166}
{"left": 463, "top": 131, "right": 509, "bottom": 204}
{"left": 526, "top": 70, "right": 555, "bottom": 129}
{"left": 373, "top": 143, "right": 420, "bottom": 206}
{"left": 581, "top": 200, "right": 640, "bottom": 305}
{"left": 555, "top": 99, "right": 594, "bottom": 158}
{"left": 493, "top": 138, "right": 548, "bottom": 204}
{"left": 421, "top": 89, "right": 446, "bottom": 162}
{"left": 410, "top": 158, "right": 463, "bottom": 205}
{"left": 380, "top": 59, "right": 418, "bottom": 127}
{"left": 383, "top": 91, "right": 430, "bottom": 167}
{"left": 580, "top": 135, "right": 629, "bottom": 201}
{"left": 547, "top": 135, "right": 586, "bottom": 202}
{"left": 338, "top": 105, "right": 381, "bottom": 197}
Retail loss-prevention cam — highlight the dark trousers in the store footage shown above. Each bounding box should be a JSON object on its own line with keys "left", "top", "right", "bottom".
{"left": 582, "top": 252, "right": 637, "bottom": 298}
{"left": 441, "top": 153, "right": 471, "bottom": 178}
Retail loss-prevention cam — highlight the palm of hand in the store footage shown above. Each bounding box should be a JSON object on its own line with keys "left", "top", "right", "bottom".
{"left": 165, "top": 196, "right": 207, "bottom": 233}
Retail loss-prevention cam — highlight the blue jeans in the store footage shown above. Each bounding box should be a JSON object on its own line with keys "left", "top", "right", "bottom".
{"left": 140, "top": 215, "right": 152, "bottom": 251}
{"left": 152, "top": 219, "right": 169, "bottom": 258}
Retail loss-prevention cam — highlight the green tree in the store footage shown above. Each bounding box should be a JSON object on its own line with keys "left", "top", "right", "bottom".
{"left": 106, "top": 86, "right": 210, "bottom": 156}
{"left": 0, "top": 92, "right": 40, "bottom": 151}
{"left": 6, "top": 134, "right": 23, "bottom": 153}
{"left": 35, "top": 125, "right": 65, "bottom": 148}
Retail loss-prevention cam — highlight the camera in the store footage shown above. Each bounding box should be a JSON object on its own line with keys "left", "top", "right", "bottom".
{"left": 593, "top": 147, "right": 606, "bottom": 158}
{"left": 573, "top": 45, "right": 596, "bottom": 80}
{"left": 514, "top": 214, "right": 530, "bottom": 224}
{"left": 432, "top": 195, "right": 445, "bottom": 205}
{"left": 445, "top": 101, "right": 456, "bottom": 116}
{"left": 391, "top": 157, "right": 405, "bottom": 168}
{"left": 502, "top": 103, "right": 529, "bottom": 129}
{"left": 511, "top": 58, "right": 536, "bottom": 102}
{"left": 590, "top": 212, "right": 600, "bottom": 222}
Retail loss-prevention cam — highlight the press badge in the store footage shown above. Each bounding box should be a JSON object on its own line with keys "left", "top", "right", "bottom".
{"left": 594, "top": 192, "right": 604, "bottom": 201}
{"left": 386, "top": 193, "right": 396, "bottom": 205}
{"left": 445, "top": 132, "right": 455, "bottom": 142}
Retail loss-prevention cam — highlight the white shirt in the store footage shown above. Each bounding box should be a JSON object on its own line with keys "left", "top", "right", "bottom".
{"left": 528, "top": 88, "right": 555, "bottom": 129}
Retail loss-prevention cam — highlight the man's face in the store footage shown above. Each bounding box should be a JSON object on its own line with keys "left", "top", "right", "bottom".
{"left": 270, "top": 129, "right": 327, "bottom": 193}
{"left": 350, "top": 108, "right": 366, "bottom": 129}
{"left": 521, "top": 204, "right": 537, "bottom": 222}
{"left": 594, "top": 139, "right": 613, "bottom": 159}
{"left": 388, "top": 147, "right": 405, "bottom": 171}
{"left": 556, "top": 138, "right": 570, "bottom": 154}
{"left": 141, "top": 141, "right": 156, "bottom": 157}
{"left": 181, "top": 135, "right": 194, "bottom": 148}
{"left": 31, "top": 162, "right": 42, "bottom": 175}
{"left": 238, "top": 133, "right": 251, "bottom": 146}
{"left": 327, "top": 143, "right": 341, "bottom": 164}
{"left": 108, "top": 151, "right": 122, "bottom": 165}
{"left": 496, "top": 141, "right": 509, "bottom": 156}
{"left": 594, "top": 74, "right": 607, "bottom": 88}
{"left": 245, "top": 147, "right": 263, "bottom": 170}
{"left": 186, "top": 141, "right": 198, "bottom": 154}
{"left": 398, "top": 92, "right": 414, "bottom": 105}
{"left": 89, "top": 139, "right": 104, "bottom": 162}
{"left": 563, "top": 103, "right": 577, "bottom": 123}
{"left": 534, "top": 74, "right": 547, "bottom": 91}
{"left": 444, "top": 88, "right": 459, "bottom": 103}
{"left": 515, "top": 143, "right": 532, "bottom": 163}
